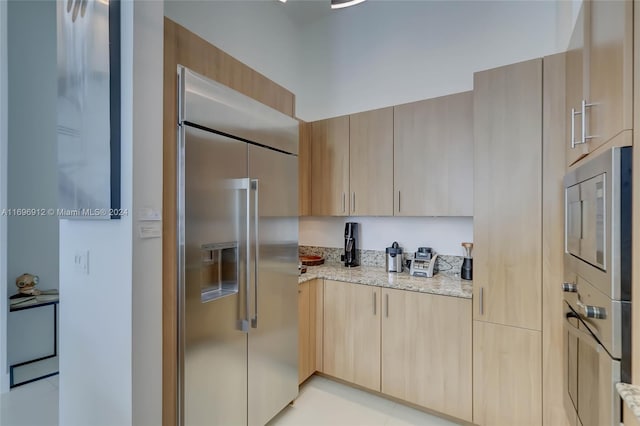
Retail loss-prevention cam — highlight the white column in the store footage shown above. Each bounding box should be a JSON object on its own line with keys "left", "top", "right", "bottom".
{"left": 0, "top": 0, "right": 9, "bottom": 395}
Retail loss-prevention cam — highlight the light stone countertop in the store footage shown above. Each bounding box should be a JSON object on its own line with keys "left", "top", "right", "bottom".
{"left": 298, "top": 263, "right": 472, "bottom": 299}
{"left": 617, "top": 383, "right": 640, "bottom": 422}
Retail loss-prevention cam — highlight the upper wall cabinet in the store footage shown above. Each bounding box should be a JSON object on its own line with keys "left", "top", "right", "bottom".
{"left": 565, "top": 4, "right": 587, "bottom": 167}
{"left": 394, "top": 92, "right": 473, "bottom": 216}
{"left": 298, "top": 121, "right": 312, "bottom": 216}
{"left": 310, "top": 116, "right": 350, "bottom": 216}
{"left": 349, "top": 107, "right": 394, "bottom": 216}
{"left": 566, "top": 0, "right": 633, "bottom": 166}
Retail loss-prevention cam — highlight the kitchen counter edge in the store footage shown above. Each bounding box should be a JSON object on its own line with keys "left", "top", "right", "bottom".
{"left": 617, "top": 383, "right": 640, "bottom": 422}
{"left": 298, "top": 263, "right": 472, "bottom": 300}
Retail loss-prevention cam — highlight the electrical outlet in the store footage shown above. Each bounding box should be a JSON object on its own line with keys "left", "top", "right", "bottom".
{"left": 74, "top": 250, "right": 90, "bottom": 275}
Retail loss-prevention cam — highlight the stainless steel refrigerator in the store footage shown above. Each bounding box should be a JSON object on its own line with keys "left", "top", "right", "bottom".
{"left": 177, "top": 66, "right": 299, "bottom": 426}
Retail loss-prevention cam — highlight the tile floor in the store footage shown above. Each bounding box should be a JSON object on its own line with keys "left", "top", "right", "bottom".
{"left": 269, "top": 375, "right": 460, "bottom": 426}
{"left": 0, "top": 375, "right": 58, "bottom": 426}
{"left": 0, "top": 374, "right": 460, "bottom": 426}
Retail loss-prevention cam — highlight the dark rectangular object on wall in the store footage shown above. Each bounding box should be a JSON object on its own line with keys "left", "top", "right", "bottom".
{"left": 56, "top": 0, "right": 121, "bottom": 220}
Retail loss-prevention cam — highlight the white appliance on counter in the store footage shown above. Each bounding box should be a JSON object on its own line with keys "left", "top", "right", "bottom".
{"left": 176, "top": 66, "right": 299, "bottom": 426}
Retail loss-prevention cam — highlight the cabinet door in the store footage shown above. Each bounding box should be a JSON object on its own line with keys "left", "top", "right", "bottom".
{"left": 566, "top": 4, "right": 588, "bottom": 167}
{"left": 313, "top": 279, "right": 323, "bottom": 372}
{"left": 311, "top": 116, "right": 349, "bottom": 216}
{"left": 382, "top": 289, "right": 472, "bottom": 422}
{"left": 323, "top": 280, "right": 381, "bottom": 391}
{"left": 298, "top": 281, "right": 310, "bottom": 384}
{"left": 588, "top": 0, "right": 633, "bottom": 151}
{"left": 394, "top": 92, "right": 473, "bottom": 216}
{"left": 349, "top": 107, "right": 393, "bottom": 216}
{"left": 473, "top": 59, "right": 542, "bottom": 330}
{"left": 473, "top": 321, "right": 542, "bottom": 426}
{"left": 298, "top": 121, "right": 312, "bottom": 216}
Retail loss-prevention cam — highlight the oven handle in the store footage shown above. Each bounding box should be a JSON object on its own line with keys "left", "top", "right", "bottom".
{"left": 564, "top": 312, "right": 603, "bottom": 353}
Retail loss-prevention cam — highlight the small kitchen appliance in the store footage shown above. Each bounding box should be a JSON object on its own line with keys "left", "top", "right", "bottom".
{"left": 385, "top": 242, "right": 403, "bottom": 272}
{"left": 410, "top": 252, "right": 439, "bottom": 278}
{"left": 343, "top": 222, "right": 359, "bottom": 267}
{"left": 461, "top": 242, "right": 473, "bottom": 280}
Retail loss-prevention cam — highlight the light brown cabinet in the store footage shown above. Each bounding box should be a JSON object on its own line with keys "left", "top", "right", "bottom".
{"left": 566, "top": 4, "right": 588, "bottom": 167}
{"left": 566, "top": 0, "right": 633, "bottom": 165}
{"left": 298, "top": 121, "right": 312, "bottom": 216}
{"left": 349, "top": 107, "right": 394, "bottom": 216}
{"left": 381, "top": 288, "right": 472, "bottom": 422}
{"left": 321, "top": 280, "right": 472, "bottom": 422}
{"left": 473, "top": 58, "right": 543, "bottom": 331}
{"left": 473, "top": 321, "right": 542, "bottom": 426}
{"left": 298, "top": 280, "right": 311, "bottom": 384}
{"left": 393, "top": 92, "right": 473, "bottom": 216}
{"left": 323, "top": 280, "right": 381, "bottom": 392}
{"left": 473, "top": 58, "right": 544, "bottom": 426}
{"left": 310, "top": 116, "right": 350, "bottom": 216}
{"left": 298, "top": 279, "right": 322, "bottom": 384}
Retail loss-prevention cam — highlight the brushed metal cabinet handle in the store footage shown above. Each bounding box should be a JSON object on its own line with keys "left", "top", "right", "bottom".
{"left": 373, "top": 291, "right": 377, "bottom": 315}
{"left": 385, "top": 294, "right": 389, "bottom": 318}
{"left": 398, "top": 191, "right": 401, "bottom": 213}
{"left": 479, "top": 287, "right": 484, "bottom": 316}
{"left": 352, "top": 192, "right": 356, "bottom": 213}
{"left": 581, "top": 99, "right": 595, "bottom": 144}
{"left": 570, "top": 108, "right": 577, "bottom": 148}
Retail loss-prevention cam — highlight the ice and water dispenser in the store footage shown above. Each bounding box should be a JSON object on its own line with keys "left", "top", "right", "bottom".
{"left": 199, "top": 241, "right": 239, "bottom": 302}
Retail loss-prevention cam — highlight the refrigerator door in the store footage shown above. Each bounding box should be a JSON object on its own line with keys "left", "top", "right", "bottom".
{"left": 180, "top": 124, "right": 249, "bottom": 426}
{"left": 248, "top": 144, "right": 299, "bottom": 426}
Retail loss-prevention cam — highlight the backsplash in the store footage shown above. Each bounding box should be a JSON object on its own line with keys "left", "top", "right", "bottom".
{"left": 299, "top": 245, "right": 464, "bottom": 277}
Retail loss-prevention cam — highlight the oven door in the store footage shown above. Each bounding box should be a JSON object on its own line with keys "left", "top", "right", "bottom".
{"left": 564, "top": 302, "right": 620, "bottom": 426}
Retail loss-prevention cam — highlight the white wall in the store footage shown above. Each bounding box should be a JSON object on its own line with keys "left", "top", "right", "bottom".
{"left": 59, "top": 1, "right": 164, "bottom": 424}
{"left": 59, "top": 2, "right": 134, "bottom": 424}
{"left": 0, "top": 0, "right": 9, "bottom": 394}
{"left": 164, "top": 0, "right": 303, "bottom": 105}
{"left": 300, "top": 216, "right": 473, "bottom": 256}
{"left": 131, "top": 1, "right": 163, "bottom": 425}
{"left": 296, "top": 0, "right": 559, "bottom": 121}
{"left": 6, "top": 0, "right": 59, "bottom": 367}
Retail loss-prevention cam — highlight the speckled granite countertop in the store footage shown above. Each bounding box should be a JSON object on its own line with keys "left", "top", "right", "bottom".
{"left": 298, "top": 263, "right": 472, "bottom": 299}
{"left": 617, "top": 383, "right": 640, "bottom": 421}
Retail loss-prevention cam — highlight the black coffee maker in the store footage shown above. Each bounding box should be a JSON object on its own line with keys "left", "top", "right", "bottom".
{"left": 343, "top": 222, "right": 359, "bottom": 267}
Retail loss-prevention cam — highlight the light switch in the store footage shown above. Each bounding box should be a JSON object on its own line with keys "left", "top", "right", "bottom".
{"left": 74, "top": 250, "right": 90, "bottom": 275}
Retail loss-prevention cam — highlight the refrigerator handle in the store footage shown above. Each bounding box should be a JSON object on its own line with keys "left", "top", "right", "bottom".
{"left": 251, "top": 179, "right": 259, "bottom": 328}
{"left": 240, "top": 178, "right": 251, "bottom": 333}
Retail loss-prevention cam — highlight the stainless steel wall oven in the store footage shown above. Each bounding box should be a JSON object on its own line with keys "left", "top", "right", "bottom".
{"left": 563, "top": 147, "right": 632, "bottom": 426}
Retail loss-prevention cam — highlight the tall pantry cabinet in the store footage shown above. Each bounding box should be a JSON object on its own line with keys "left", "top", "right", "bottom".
{"left": 472, "top": 58, "right": 543, "bottom": 426}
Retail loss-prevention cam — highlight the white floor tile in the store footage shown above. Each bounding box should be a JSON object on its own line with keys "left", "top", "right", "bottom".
{"left": 0, "top": 379, "right": 58, "bottom": 426}
{"left": 45, "top": 375, "right": 59, "bottom": 389}
{"left": 269, "top": 376, "right": 460, "bottom": 426}
{"left": 385, "top": 402, "right": 461, "bottom": 426}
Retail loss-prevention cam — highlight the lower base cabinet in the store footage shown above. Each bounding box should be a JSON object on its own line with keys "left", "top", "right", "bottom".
{"left": 323, "top": 279, "right": 381, "bottom": 391}
{"left": 322, "top": 280, "right": 473, "bottom": 422}
{"left": 382, "top": 288, "right": 472, "bottom": 422}
{"left": 473, "top": 320, "right": 542, "bottom": 426}
{"left": 298, "top": 280, "right": 312, "bottom": 384}
{"left": 298, "top": 279, "right": 322, "bottom": 384}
